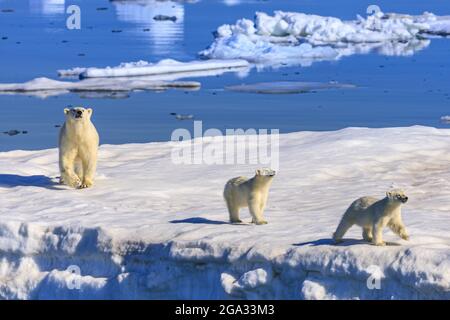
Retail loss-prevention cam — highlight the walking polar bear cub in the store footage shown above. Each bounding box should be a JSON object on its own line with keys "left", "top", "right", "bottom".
{"left": 333, "top": 189, "right": 409, "bottom": 246}
{"left": 224, "top": 168, "right": 276, "bottom": 225}
{"left": 59, "top": 107, "right": 99, "bottom": 189}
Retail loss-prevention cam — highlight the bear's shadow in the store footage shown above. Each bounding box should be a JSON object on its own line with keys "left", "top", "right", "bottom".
{"left": 293, "top": 238, "right": 401, "bottom": 247}
{"left": 170, "top": 217, "right": 250, "bottom": 226}
{"left": 0, "top": 174, "right": 61, "bottom": 190}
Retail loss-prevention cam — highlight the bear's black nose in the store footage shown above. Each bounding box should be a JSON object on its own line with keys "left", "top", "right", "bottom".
{"left": 77, "top": 110, "right": 82, "bottom": 115}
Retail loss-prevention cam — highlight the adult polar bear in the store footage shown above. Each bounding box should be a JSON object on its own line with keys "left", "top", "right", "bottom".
{"left": 59, "top": 107, "right": 99, "bottom": 189}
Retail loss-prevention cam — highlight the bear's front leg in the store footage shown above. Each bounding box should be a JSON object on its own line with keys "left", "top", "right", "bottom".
{"left": 372, "top": 222, "right": 386, "bottom": 246}
{"left": 79, "top": 153, "right": 97, "bottom": 188}
{"left": 388, "top": 218, "right": 409, "bottom": 241}
{"left": 59, "top": 149, "right": 81, "bottom": 188}
{"left": 249, "top": 198, "right": 267, "bottom": 225}
{"left": 399, "top": 227, "right": 409, "bottom": 241}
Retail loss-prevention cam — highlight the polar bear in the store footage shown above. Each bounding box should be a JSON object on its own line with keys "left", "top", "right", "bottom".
{"left": 59, "top": 107, "right": 99, "bottom": 189}
{"left": 223, "top": 168, "right": 276, "bottom": 225}
{"left": 333, "top": 189, "right": 409, "bottom": 246}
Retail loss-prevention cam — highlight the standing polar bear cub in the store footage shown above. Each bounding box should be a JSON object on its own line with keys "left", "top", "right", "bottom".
{"left": 333, "top": 189, "right": 409, "bottom": 246}
{"left": 224, "top": 168, "right": 276, "bottom": 225}
{"left": 59, "top": 107, "right": 99, "bottom": 189}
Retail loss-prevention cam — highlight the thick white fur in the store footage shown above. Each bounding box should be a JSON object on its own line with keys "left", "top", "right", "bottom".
{"left": 223, "top": 168, "right": 275, "bottom": 225}
{"left": 59, "top": 107, "right": 99, "bottom": 189}
{"left": 333, "top": 189, "right": 409, "bottom": 246}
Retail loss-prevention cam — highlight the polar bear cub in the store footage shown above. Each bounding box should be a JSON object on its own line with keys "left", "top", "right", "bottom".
{"left": 333, "top": 189, "right": 409, "bottom": 246}
{"left": 224, "top": 168, "right": 276, "bottom": 225}
{"left": 59, "top": 107, "right": 99, "bottom": 189}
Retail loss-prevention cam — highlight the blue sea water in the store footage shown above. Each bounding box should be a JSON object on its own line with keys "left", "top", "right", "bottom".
{"left": 0, "top": 0, "right": 449, "bottom": 151}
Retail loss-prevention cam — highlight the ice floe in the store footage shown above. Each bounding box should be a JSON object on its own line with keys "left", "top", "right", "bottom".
{"left": 0, "top": 126, "right": 449, "bottom": 299}
{"left": 440, "top": 116, "right": 450, "bottom": 123}
{"left": 225, "top": 81, "right": 356, "bottom": 94}
{"left": 170, "top": 112, "right": 194, "bottom": 120}
{"left": 1, "top": 59, "right": 251, "bottom": 98}
{"left": 0, "top": 77, "right": 200, "bottom": 98}
{"left": 58, "top": 59, "right": 249, "bottom": 79}
{"left": 200, "top": 10, "right": 450, "bottom": 67}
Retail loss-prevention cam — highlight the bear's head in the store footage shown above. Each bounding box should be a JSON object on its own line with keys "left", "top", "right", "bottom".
{"left": 255, "top": 168, "right": 276, "bottom": 180}
{"left": 64, "top": 106, "right": 93, "bottom": 123}
{"left": 386, "top": 189, "right": 408, "bottom": 204}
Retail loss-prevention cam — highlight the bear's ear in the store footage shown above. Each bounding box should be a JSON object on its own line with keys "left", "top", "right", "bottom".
{"left": 86, "top": 108, "right": 93, "bottom": 115}
{"left": 64, "top": 108, "right": 70, "bottom": 115}
{"left": 386, "top": 191, "right": 392, "bottom": 199}
{"left": 255, "top": 169, "right": 261, "bottom": 176}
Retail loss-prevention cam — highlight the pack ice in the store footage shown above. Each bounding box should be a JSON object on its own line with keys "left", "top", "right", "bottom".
{"left": 200, "top": 10, "right": 450, "bottom": 66}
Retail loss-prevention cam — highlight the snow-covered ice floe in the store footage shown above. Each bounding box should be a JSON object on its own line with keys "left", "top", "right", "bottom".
{"left": 0, "top": 77, "right": 200, "bottom": 99}
{"left": 200, "top": 10, "right": 450, "bottom": 67}
{"left": 58, "top": 59, "right": 249, "bottom": 79}
{"left": 0, "top": 59, "right": 249, "bottom": 98}
{"left": 440, "top": 116, "right": 450, "bottom": 123}
{"left": 0, "top": 126, "right": 449, "bottom": 299}
{"left": 226, "top": 81, "right": 356, "bottom": 94}
{"left": 384, "top": 12, "right": 450, "bottom": 37}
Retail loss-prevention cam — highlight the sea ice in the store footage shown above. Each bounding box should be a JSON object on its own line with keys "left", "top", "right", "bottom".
{"left": 200, "top": 10, "right": 450, "bottom": 67}
{"left": 440, "top": 116, "right": 450, "bottom": 123}
{"left": 225, "top": 81, "right": 356, "bottom": 94}
{"left": 0, "top": 77, "right": 200, "bottom": 98}
{"left": 57, "top": 59, "right": 249, "bottom": 79}
{"left": 2, "top": 59, "right": 252, "bottom": 98}
{"left": 0, "top": 126, "right": 449, "bottom": 299}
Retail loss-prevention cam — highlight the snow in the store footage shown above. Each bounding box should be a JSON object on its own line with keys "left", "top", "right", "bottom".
{"left": 0, "top": 126, "right": 449, "bottom": 299}
{"left": 221, "top": 268, "right": 273, "bottom": 298}
{"left": 386, "top": 12, "right": 450, "bottom": 36}
{"left": 200, "top": 10, "right": 450, "bottom": 66}
{"left": 58, "top": 59, "right": 249, "bottom": 79}
{"left": 57, "top": 67, "right": 87, "bottom": 78}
